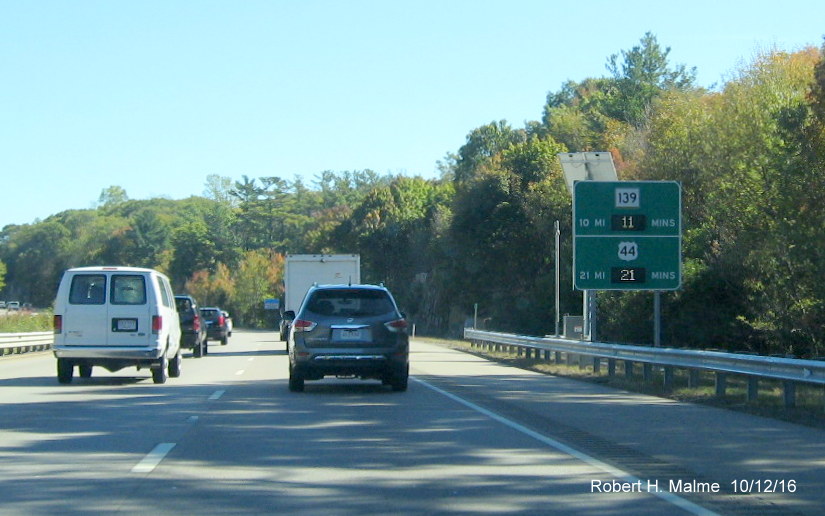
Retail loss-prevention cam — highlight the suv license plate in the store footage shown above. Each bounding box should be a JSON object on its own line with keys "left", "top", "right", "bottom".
{"left": 333, "top": 328, "right": 370, "bottom": 341}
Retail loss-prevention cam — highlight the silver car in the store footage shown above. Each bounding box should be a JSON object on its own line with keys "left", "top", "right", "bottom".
{"left": 287, "top": 284, "right": 409, "bottom": 392}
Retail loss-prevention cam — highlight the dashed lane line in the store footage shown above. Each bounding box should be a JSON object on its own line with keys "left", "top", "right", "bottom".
{"left": 131, "top": 443, "right": 176, "bottom": 474}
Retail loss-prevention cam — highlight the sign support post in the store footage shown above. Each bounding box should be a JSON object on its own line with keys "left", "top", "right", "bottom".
{"left": 554, "top": 220, "right": 560, "bottom": 336}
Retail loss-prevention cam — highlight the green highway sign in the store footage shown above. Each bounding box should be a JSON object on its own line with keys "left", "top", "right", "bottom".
{"left": 573, "top": 181, "right": 681, "bottom": 290}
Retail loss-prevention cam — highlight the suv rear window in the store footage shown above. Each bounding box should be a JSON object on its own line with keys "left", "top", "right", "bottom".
{"left": 200, "top": 308, "right": 221, "bottom": 321}
{"left": 305, "top": 289, "right": 396, "bottom": 317}
{"left": 69, "top": 275, "right": 107, "bottom": 305}
{"left": 175, "top": 297, "right": 194, "bottom": 312}
{"left": 110, "top": 275, "right": 147, "bottom": 305}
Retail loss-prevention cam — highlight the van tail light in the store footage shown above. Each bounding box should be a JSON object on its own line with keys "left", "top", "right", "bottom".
{"left": 384, "top": 318, "right": 408, "bottom": 333}
{"left": 292, "top": 319, "right": 317, "bottom": 332}
{"left": 218, "top": 314, "right": 225, "bottom": 326}
{"left": 193, "top": 314, "right": 201, "bottom": 332}
{"left": 53, "top": 315, "right": 62, "bottom": 334}
{"left": 152, "top": 315, "right": 163, "bottom": 334}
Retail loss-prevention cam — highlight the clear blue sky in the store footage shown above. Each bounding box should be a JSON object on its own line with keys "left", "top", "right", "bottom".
{"left": 2, "top": 0, "right": 823, "bottom": 229}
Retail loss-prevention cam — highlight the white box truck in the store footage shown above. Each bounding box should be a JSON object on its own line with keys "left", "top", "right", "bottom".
{"left": 279, "top": 254, "right": 360, "bottom": 340}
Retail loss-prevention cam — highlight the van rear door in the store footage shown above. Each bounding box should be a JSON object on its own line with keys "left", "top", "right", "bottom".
{"left": 62, "top": 273, "right": 109, "bottom": 347}
{"left": 107, "top": 273, "right": 152, "bottom": 347}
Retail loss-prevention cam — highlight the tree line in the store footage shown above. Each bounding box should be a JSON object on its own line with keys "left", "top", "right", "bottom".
{"left": 2, "top": 33, "right": 825, "bottom": 358}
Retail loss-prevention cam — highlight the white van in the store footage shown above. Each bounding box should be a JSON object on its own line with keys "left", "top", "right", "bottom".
{"left": 53, "top": 266, "right": 182, "bottom": 384}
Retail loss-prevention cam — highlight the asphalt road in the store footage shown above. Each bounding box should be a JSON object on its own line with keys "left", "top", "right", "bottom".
{"left": 0, "top": 330, "right": 822, "bottom": 515}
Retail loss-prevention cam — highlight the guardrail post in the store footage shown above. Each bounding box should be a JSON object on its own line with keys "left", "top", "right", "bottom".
{"left": 608, "top": 359, "right": 616, "bottom": 376}
{"left": 625, "top": 361, "right": 634, "bottom": 379}
{"left": 578, "top": 354, "right": 587, "bottom": 369}
{"left": 688, "top": 369, "right": 700, "bottom": 388}
{"left": 592, "top": 357, "right": 601, "bottom": 374}
{"left": 663, "top": 366, "right": 674, "bottom": 390}
{"left": 747, "top": 377, "right": 759, "bottom": 402}
{"left": 783, "top": 381, "right": 796, "bottom": 408}
{"left": 643, "top": 363, "right": 653, "bottom": 381}
{"left": 715, "top": 373, "right": 727, "bottom": 396}
{"left": 554, "top": 351, "right": 561, "bottom": 363}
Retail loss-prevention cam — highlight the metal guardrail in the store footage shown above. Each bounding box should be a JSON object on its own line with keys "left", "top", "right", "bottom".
{"left": 0, "top": 332, "right": 53, "bottom": 355}
{"left": 464, "top": 328, "right": 825, "bottom": 408}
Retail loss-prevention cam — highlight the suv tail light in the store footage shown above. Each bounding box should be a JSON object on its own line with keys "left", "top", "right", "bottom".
{"left": 384, "top": 318, "right": 408, "bottom": 333}
{"left": 218, "top": 313, "right": 225, "bottom": 326}
{"left": 152, "top": 315, "right": 163, "bottom": 334}
{"left": 53, "top": 315, "right": 62, "bottom": 334}
{"left": 193, "top": 314, "right": 201, "bottom": 332}
{"left": 292, "top": 319, "right": 317, "bottom": 332}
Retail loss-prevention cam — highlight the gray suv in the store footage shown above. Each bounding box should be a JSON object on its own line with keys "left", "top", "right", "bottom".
{"left": 287, "top": 284, "right": 409, "bottom": 392}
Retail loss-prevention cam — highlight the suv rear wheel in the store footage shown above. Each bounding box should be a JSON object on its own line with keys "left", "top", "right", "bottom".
{"left": 288, "top": 364, "right": 304, "bottom": 392}
{"left": 389, "top": 364, "right": 409, "bottom": 392}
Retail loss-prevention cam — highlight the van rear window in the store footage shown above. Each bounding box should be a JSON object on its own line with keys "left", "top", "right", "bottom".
{"left": 111, "top": 275, "right": 147, "bottom": 305}
{"left": 69, "top": 275, "right": 107, "bottom": 305}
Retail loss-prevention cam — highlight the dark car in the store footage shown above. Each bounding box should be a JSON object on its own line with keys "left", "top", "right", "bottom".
{"left": 200, "top": 307, "right": 230, "bottom": 345}
{"left": 286, "top": 284, "right": 409, "bottom": 392}
{"left": 175, "top": 295, "right": 208, "bottom": 357}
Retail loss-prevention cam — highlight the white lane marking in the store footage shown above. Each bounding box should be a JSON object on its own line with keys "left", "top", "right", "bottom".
{"left": 209, "top": 390, "right": 225, "bottom": 400}
{"left": 248, "top": 357, "right": 255, "bottom": 362}
{"left": 235, "top": 369, "right": 245, "bottom": 376}
{"left": 131, "top": 443, "right": 176, "bottom": 474}
{"left": 414, "top": 378, "right": 718, "bottom": 516}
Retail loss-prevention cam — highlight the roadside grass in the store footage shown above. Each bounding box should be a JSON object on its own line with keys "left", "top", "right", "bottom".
{"left": 416, "top": 336, "right": 825, "bottom": 430}
{"left": 0, "top": 311, "right": 53, "bottom": 333}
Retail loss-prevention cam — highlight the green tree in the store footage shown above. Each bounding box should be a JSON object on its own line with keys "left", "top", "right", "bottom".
{"left": 447, "top": 135, "right": 573, "bottom": 334}
{"left": 203, "top": 175, "right": 237, "bottom": 205}
{"left": 623, "top": 46, "right": 824, "bottom": 355}
{"left": 97, "top": 185, "right": 129, "bottom": 208}
{"left": 605, "top": 31, "right": 697, "bottom": 126}
{"left": 0, "top": 221, "right": 70, "bottom": 306}
{"left": 452, "top": 121, "right": 527, "bottom": 184}
{"left": 169, "top": 220, "right": 216, "bottom": 288}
